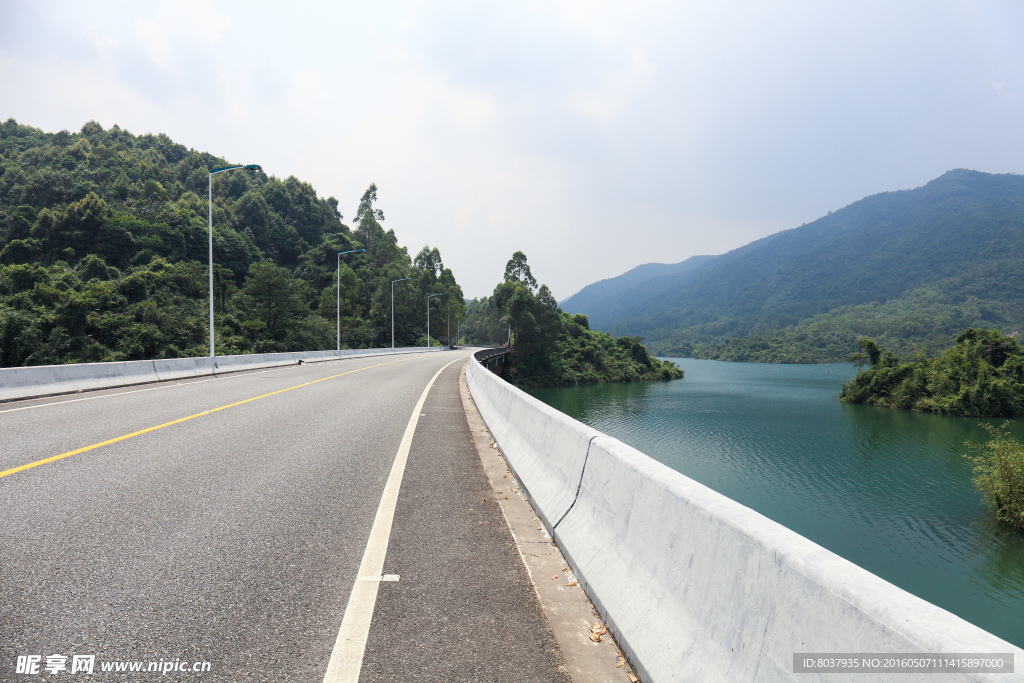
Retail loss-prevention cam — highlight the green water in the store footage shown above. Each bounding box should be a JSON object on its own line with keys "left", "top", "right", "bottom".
{"left": 527, "top": 358, "right": 1024, "bottom": 648}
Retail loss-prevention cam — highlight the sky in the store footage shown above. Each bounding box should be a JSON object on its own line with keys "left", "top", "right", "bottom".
{"left": 2, "top": 0, "right": 1024, "bottom": 299}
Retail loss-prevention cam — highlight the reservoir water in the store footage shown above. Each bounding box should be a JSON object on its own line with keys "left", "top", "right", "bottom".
{"left": 527, "top": 358, "right": 1024, "bottom": 648}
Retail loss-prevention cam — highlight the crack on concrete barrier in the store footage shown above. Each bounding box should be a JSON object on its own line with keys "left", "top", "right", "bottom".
{"left": 552, "top": 435, "right": 600, "bottom": 530}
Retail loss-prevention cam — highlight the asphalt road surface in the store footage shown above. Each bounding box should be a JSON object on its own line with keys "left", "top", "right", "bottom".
{"left": 1, "top": 350, "right": 567, "bottom": 681}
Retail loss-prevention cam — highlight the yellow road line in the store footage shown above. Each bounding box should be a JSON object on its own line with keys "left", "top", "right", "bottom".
{"left": 0, "top": 357, "right": 413, "bottom": 480}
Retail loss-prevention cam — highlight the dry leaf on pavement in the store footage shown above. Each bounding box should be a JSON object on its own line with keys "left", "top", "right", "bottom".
{"left": 617, "top": 656, "right": 626, "bottom": 668}
{"left": 588, "top": 622, "right": 608, "bottom": 642}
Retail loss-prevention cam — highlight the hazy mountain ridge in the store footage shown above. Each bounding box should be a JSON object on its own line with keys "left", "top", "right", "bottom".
{"left": 559, "top": 255, "right": 714, "bottom": 320}
{"left": 560, "top": 170, "right": 1024, "bottom": 361}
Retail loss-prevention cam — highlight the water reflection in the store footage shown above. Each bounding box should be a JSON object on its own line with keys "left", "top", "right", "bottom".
{"left": 527, "top": 358, "right": 1024, "bottom": 647}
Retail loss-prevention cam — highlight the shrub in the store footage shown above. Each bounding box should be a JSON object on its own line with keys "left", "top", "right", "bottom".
{"left": 966, "top": 422, "right": 1024, "bottom": 529}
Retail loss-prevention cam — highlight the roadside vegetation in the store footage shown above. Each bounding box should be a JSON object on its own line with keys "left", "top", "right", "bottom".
{"left": 0, "top": 119, "right": 463, "bottom": 366}
{"left": 462, "top": 252, "right": 683, "bottom": 388}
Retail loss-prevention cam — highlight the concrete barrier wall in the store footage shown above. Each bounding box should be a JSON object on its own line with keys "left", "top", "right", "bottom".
{"left": 0, "top": 346, "right": 440, "bottom": 402}
{"left": 465, "top": 353, "right": 1024, "bottom": 682}
{"left": 0, "top": 359, "right": 165, "bottom": 401}
{"left": 466, "top": 351, "right": 601, "bottom": 529}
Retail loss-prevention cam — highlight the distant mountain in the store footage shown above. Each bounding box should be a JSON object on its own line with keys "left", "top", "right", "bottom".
{"left": 560, "top": 170, "right": 1024, "bottom": 362}
{"left": 560, "top": 255, "right": 714, "bottom": 318}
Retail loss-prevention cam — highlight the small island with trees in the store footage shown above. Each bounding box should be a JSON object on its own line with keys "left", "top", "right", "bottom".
{"left": 839, "top": 329, "right": 1024, "bottom": 417}
{"left": 840, "top": 328, "right": 1024, "bottom": 530}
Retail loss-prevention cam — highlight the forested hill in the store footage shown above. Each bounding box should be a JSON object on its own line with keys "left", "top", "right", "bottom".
{"left": 559, "top": 255, "right": 713, "bottom": 318}
{"left": 0, "top": 119, "right": 464, "bottom": 367}
{"left": 561, "top": 170, "right": 1024, "bottom": 362}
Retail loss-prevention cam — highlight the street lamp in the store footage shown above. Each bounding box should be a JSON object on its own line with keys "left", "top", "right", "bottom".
{"left": 209, "top": 164, "right": 261, "bottom": 374}
{"left": 426, "top": 294, "right": 442, "bottom": 348}
{"left": 391, "top": 278, "right": 410, "bottom": 350}
{"left": 337, "top": 249, "right": 365, "bottom": 352}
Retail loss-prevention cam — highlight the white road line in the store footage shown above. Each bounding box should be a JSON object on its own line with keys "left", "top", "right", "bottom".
{"left": 322, "top": 356, "right": 462, "bottom": 683}
{"left": 0, "top": 377, "right": 222, "bottom": 414}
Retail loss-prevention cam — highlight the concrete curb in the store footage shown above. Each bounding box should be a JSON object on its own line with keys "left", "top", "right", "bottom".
{"left": 465, "top": 352, "right": 1024, "bottom": 682}
{"left": 0, "top": 347, "right": 442, "bottom": 403}
{"left": 460, "top": 361, "right": 636, "bottom": 683}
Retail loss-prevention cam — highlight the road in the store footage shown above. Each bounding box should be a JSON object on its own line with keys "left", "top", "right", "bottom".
{"left": 1, "top": 350, "right": 567, "bottom": 681}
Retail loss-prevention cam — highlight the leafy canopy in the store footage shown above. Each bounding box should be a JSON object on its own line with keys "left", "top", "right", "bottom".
{"left": 0, "top": 119, "right": 465, "bottom": 365}
{"left": 462, "top": 252, "right": 683, "bottom": 388}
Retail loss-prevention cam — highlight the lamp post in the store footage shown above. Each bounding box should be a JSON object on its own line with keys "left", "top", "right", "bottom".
{"left": 391, "top": 278, "right": 410, "bottom": 350}
{"left": 337, "top": 249, "right": 365, "bottom": 352}
{"left": 209, "top": 164, "right": 261, "bottom": 374}
{"left": 426, "top": 293, "right": 441, "bottom": 348}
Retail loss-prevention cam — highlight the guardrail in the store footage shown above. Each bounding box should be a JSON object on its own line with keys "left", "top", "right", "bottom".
{"left": 465, "top": 352, "right": 1024, "bottom": 682}
{"left": 0, "top": 346, "right": 442, "bottom": 403}
{"left": 474, "top": 347, "right": 509, "bottom": 374}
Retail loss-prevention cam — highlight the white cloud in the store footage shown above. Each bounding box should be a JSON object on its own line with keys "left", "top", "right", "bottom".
{"left": 567, "top": 46, "right": 656, "bottom": 126}
{"left": 135, "top": 0, "right": 231, "bottom": 69}
{"left": 286, "top": 70, "right": 328, "bottom": 119}
{"left": 988, "top": 80, "right": 1017, "bottom": 101}
{"left": 4, "top": 0, "right": 1024, "bottom": 299}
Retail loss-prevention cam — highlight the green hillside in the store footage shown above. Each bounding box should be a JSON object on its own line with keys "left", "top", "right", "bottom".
{"left": 562, "top": 170, "right": 1024, "bottom": 362}
{"left": 0, "top": 119, "right": 464, "bottom": 366}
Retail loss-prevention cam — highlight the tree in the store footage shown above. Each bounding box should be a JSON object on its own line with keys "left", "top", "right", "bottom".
{"left": 480, "top": 251, "right": 682, "bottom": 387}
{"left": 32, "top": 192, "right": 109, "bottom": 258}
{"left": 355, "top": 183, "right": 385, "bottom": 224}
{"left": 859, "top": 338, "right": 882, "bottom": 367}
{"left": 504, "top": 250, "right": 537, "bottom": 291}
{"left": 967, "top": 423, "right": 1024, "bottom": 529}
{"left": 414, "top": 246, "right": 443, "bottom": 280}
{"left": 354, "top": 183, "right": 403, "bottom": 269}
{"left": 234, "top": 261, "right": 311, "bottom": 350}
